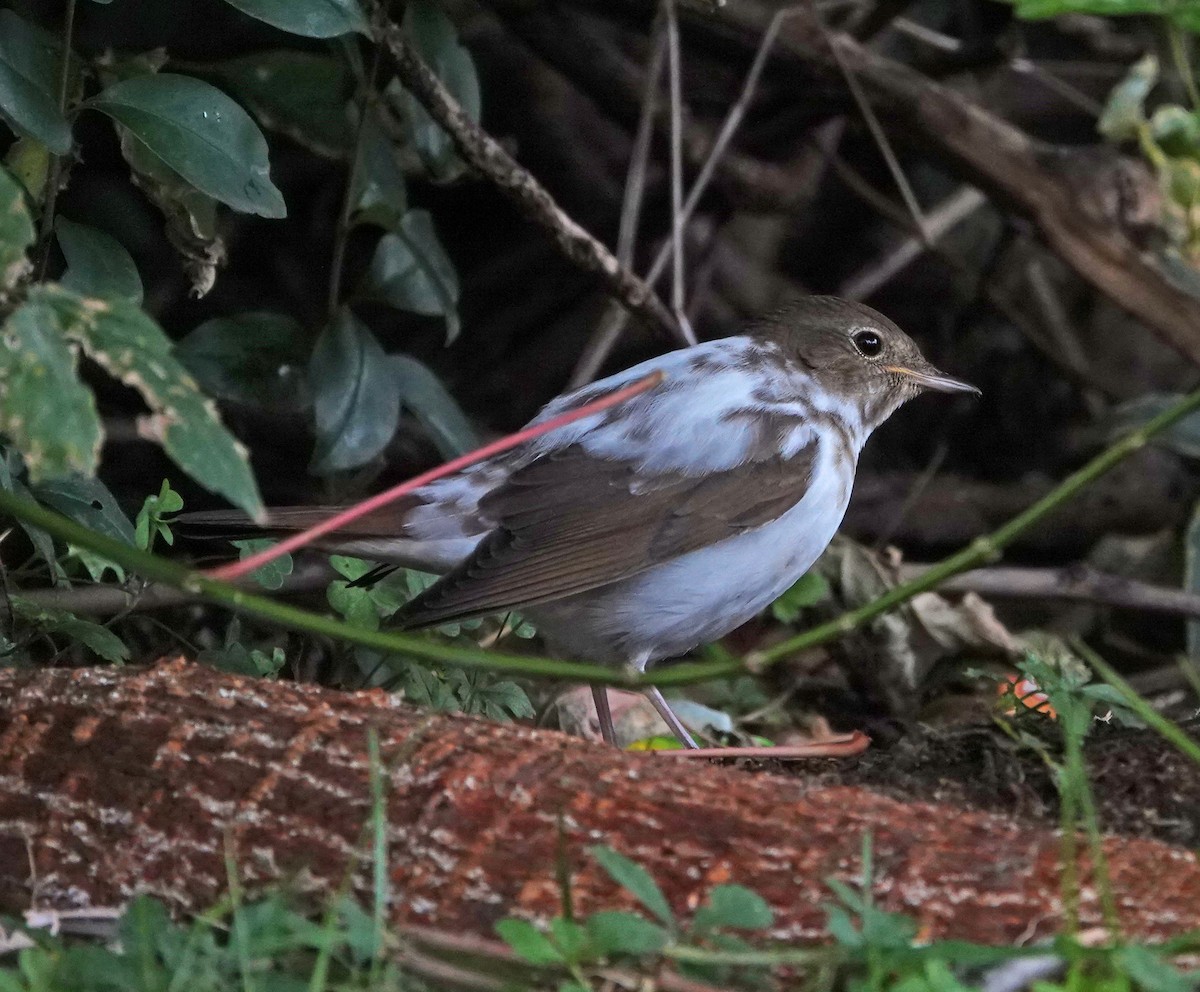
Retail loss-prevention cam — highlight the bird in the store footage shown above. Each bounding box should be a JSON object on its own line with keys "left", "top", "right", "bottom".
{"left": 183, "top": 297, "right": 978, "bottom": 748}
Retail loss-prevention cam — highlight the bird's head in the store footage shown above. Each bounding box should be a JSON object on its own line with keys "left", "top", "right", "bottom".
{"left": 759, "top": 296, "right": 979, "bottom": 430}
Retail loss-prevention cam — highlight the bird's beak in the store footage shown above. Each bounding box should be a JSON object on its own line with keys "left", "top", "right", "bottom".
{"left": 884, "top": 364, "right": 981, "bottom": 396}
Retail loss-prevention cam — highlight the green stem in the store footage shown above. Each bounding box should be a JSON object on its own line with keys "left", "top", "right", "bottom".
{"left": 2, "top": 388, "right": 1200, "bottom": 689}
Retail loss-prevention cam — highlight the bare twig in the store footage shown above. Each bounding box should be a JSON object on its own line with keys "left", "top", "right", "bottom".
{"left": 664, "top": 0, "right": 694, "bottom": 341}
{"left": 839, "top": 185, "right": 986, "bottom": 299}
{"left": 571, "top": 8, "right": 797, "bottom": 384}
{"left": 372, "top": 7, "right": 682, "bottom": 343}
{"left": 900, "top": 563, "right": 1200, "bottom": 620}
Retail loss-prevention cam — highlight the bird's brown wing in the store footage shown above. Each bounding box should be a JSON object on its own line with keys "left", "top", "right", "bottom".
{"left": 398, "top": 441, "right": 818, "bottom": 628}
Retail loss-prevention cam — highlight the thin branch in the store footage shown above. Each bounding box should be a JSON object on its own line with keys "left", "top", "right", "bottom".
{"left": 372, "top": 6, "right": 683, "bottom": 343}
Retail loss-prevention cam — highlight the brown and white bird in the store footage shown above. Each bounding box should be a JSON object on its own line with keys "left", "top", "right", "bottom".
{"left": 186, "top": 297, "right": 978, "bottom": 747}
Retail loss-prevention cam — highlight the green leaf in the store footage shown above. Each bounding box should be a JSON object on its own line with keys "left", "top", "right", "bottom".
{"left": 135, "top": 478, "right": 184, "bottom": 550}
{"left": 309, "top": 309, "right": 401, "bottom": 474}
{"left": 175, "top": 311, "right": 309, "bottom": 411}
{"left": 89, "top": 73, "right": 286, "bottom": 218}
{"left": 114, "top": 119, "right": 225, "bottom": 298}
{"left": 549, "top": 917, "right": 589, "bottom": 964}
{"left": 388, "top": 354, "right": 475, "bottom": 458}
{"left": 590, "top": 846, "right": 675, "bottom": 928}
{"left": 585, "top": 911, "right": 668, "bottom": 957}
{"left": 1149, "top": 105, "right": 1200, "bottom": 157}
{"left": 232, "top": 538, "right": 294, "bottom": 591}
{"left": 55, "top": 217, "right": 144, "bottom": 304}
{"left": 202, "top": 51, "right": 353, "bottom": 157}
{"left": 1116, "top": 945, "right": 1198, "bottom": 992}
{"left": 494, "top": 919, "right": 564, "bottom": 965}
{"left": 0, "top": 448, "right": 65, "bottom": 583}
{"left": 0, "top": 296, "right": 102, "bottom": 481}
{"left": 221, "top": 0, "right": 369, "bottom": 38}
{"left": 11, "top": 597, "right": 129, "bottom": 663}
{"left": 771, "top": 571, "right": 830, "bottom": 623}
{"left": 32, "top": 473, "right": 137, "bottom": 545}
{"left": 0, "top": 163, "right": 35, "bottom": 293}
{"left": 352, "top": 108, "right": 408, "bottom": 228}
{"left": 361, "top": 212, "right": 460, "bottom": 341}
{"left": 33, "top": 284, "right": 266, "bottom": 521}
{"left": 1098, "top": 54, "right": 1157, "bottom": 142}
{"left": 693, "top": 885, "right": 774, "bottom": 931}
{"left": 393, "top": 0, "right": 480, "bottom": 180}
{"left": 0, "top": 10, "right": 72, "bottom": 154}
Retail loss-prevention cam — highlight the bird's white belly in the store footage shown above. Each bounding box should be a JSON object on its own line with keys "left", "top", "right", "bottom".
{"left": 527, "top": 440, "right": 853, "bottom": 666}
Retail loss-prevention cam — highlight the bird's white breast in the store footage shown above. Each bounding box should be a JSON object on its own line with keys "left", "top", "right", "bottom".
{"left": 525, "top": 430, "right": 855, "bottom": 666}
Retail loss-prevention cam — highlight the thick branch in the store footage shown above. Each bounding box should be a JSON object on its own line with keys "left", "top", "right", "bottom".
{"left": 373, "top": 9, "right": 684, "bottom": 344}
{"left": 1, "top": 660, "right": 1198, "bottom": 946}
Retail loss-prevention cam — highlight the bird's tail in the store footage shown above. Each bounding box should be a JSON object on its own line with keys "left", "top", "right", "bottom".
{"left": 178, "top": 468, "right": 498, "bottom": 574}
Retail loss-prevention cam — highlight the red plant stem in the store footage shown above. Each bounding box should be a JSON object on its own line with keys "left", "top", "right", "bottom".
{"left": 206, "top": 371, "right": 666, "bottom": 582}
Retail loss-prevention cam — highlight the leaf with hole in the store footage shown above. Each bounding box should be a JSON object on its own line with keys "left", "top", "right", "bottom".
{"left": 590, "top": 846, "right": 675, "bottom": 928}
{"left": 0, "top": 296, "right": 101, "bottom": 481}
{"left": 0, "top": 164, "right": 34, "bottom": 293}
{"left": 388, "top": 354, "right": 474, "bottom": 458}
{"left": 309, "top": 309, "right": 401, "bottom": 474}
{"left": 0, "top": 10, "right": 72, "bottom": 154}
{"left": 32, "top": 473, "right": 137, "bottom": 545}
{"left": 175, "top": 311, "right": 309, "bottom": 411}
{"left": 220, "top": 0, "right": 368, "bottom": 38}
{"left": 33, "top": 284, "right": 265, "bottom": 521}
{"left": 90, "top": 73, "right": 286, "bottom": 218}
{"left": 361, "top": 212, "right": 459, "bottom": 341}
{"left": 56, "top": 217, "right": 143, "bottom": 304}
{"left": 202, "top": 50, "right": 353, "bottom": 157}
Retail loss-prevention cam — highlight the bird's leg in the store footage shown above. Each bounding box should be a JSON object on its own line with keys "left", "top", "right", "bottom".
{"left": 591, "top": 685, "right": 617, "bottom": 747}
{"left": 643, "top": 686, "right": 700, "bottom": 750}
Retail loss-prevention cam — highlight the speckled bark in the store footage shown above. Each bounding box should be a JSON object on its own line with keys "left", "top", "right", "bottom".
{"left": 1, "top": 660, "right": 1197, "bottom": 943}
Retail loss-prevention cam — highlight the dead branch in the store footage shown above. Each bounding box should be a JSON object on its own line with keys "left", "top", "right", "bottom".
{"left": 1, "top": 660, "right": 1198, "bottom": 946}
{"left": 903, "top": 564, "right": 1200, "bottom": 619}
{"left": 370, "top": 5, "right": 685, "bottom": 345}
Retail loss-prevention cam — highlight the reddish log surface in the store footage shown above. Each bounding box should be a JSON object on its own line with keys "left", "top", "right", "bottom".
{"left": 1, "top": 659, "right": 1198, "bottom": 944}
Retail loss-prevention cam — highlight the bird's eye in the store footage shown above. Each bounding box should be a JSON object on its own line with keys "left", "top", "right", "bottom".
{"left": 853, "top": 330, "right": 882, "bottom": 357}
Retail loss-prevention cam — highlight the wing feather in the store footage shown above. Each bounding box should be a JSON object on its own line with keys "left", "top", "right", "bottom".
{"left": 398, "top": 440, "right": 818, "bottom": 628}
